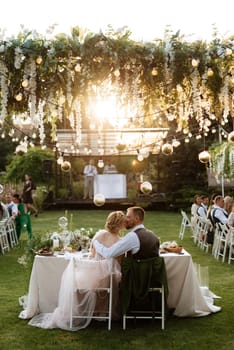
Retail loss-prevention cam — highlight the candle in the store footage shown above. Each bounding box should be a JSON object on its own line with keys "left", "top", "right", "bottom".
{"left": 53, "top": 238, "right": 59, "bottom": 248}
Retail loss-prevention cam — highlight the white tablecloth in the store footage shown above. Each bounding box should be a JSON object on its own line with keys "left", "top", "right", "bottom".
{"left": 19, "top": 250, "right": 221, "bottom": 320}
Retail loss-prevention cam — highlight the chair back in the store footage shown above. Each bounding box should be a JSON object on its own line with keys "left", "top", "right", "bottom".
{"left": 120, "top": 256, "right": 168, "bottom": 314}
{"left": 179, "top": 210, "right": 193, "bottom": 239}
{"left": 70, "top": 257, "right": 120, "bottom": 330}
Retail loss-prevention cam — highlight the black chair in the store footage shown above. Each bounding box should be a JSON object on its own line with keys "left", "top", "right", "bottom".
{"left": 120, "top": 256, "right": 168, "bottom": 330}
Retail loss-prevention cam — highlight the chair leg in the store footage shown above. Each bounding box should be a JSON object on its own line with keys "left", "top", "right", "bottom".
{"left": 123, "top": 314, "right": 126, "bottom": 330}
{"left": 161, "top": 287, "right": 165, "bottom": 330}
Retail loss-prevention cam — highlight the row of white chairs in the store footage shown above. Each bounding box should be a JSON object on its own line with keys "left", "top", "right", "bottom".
{"left": 192, "top": 215, "right": 212, "bottom": 253}
{"left": 179, "top": 210, "right": 234, "bottom": 263}
{"left": 0, "top": 217, "right": 18, "bottom": 254}
{"left": 178, "top": 210, "right": 210, "bottom": 252}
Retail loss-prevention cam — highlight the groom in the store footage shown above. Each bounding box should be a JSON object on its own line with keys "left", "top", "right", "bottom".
{"left": 93, "top": 206, "right": 160, "bottom": 259}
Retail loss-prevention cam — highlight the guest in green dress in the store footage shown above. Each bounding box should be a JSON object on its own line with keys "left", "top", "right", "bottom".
{"left": 13, "top": 194, "right": 32, "bottom": 239}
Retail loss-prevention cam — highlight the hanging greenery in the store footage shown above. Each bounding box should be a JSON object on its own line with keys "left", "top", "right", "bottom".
{"left": 209, "top": 142, "right": 234, "bottom": 179}
{"left": 0, "top": 25, "right": 233, "bottom": 151}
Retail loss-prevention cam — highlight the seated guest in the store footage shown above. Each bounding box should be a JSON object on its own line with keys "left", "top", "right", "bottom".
{"left": 93, "top": 206, "right": 160, "bottom": 259}
{"left": 191, "top": 195, "right": 202, "bottom": 225}
{"left": 197, "top": 195, "right": 209, "bottom": 218}
{"left": 210, "top": 195, "right": 228, "bottom": 225}
{"left": 5, "top": 193, "right": 18, "bottom": 218}
{"left": 224, "top": 196, "right": 233, "bottom": 215}
{"left": 228, "top": 202, "right": 234, "bottom": 227}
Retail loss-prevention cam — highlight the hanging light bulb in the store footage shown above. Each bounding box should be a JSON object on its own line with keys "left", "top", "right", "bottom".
{"left": 162, "top": 143, "right": 173, "bottom": 155}
{"left": 61, "top": 161, "right": 71, "bottom": 172}
{"left": 140, "top": 181, "right": 152, "bottom": 194}
{"left": 207, "top": 68, "right": 214, "bottom": 77}
{"left": 137, "top": 154, "right": 144, "bottom": 161}
{"left": 151, "top": 67, "right": 158, "bottom": 76}
{"left": 191, "top": 59, "right": 199, "bottom": 67}
{"left": 225, "top": 48, "right": 232, "bottom": 56}
{"left": 116, "top": 140, "right": 126, "bottom": 151}
{"left": 36, "top": 56, "right": 43, "bottom": 64}
{"left": 15, "top": 93, "right": 23, "bottom": 101}
{"left": 113, "top": 69, "right": 120, "bottom": 77}
{"left": 74, "top": 63, "right": 81, "bottom": 72}
{"left": 172, "top": 139, "right": 181, "bottom": 148}
{"left": 22, "top": 77, "right": 29, "bottom": 88}
{"left": 198, "top": 151, "right": 211, "bottom": 163}
{"left": 93, "top": 193, "right": 105, "bottom": 206}
{"left": 98, "top": 159, "right": 104, "bottom": 168}
{"left": 8, "top": 129, "right": 14, "bottom": 137}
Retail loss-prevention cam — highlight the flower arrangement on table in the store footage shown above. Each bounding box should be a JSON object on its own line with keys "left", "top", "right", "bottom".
{"left": 18, "top": 227, "right": 95, "bottom": 268}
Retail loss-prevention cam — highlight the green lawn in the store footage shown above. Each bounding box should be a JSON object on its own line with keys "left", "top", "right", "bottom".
{"left": 0, "top": 209, "right": 233, "bottom": 350}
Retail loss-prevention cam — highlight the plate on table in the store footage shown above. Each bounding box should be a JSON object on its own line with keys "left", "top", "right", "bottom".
{"left": 36, "top": 251, "right": 54, "bottom": 256}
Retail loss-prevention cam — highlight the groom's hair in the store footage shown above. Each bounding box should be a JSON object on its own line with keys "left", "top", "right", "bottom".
{"left": 128, "top": 206, "right": 145, "bottom": 221}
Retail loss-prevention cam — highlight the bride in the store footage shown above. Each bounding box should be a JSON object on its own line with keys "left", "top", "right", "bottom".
{"left": 28, "top": 211, "right": 126, "bottom": 331}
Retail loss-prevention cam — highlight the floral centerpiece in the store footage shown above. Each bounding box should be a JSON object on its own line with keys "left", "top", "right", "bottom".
{"left": 18, "top": 226, "right": 95, "bottom": 269}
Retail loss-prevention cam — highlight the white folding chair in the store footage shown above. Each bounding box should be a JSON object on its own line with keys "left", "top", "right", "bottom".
{"left": 121, "top": 257, "right": 168, "bottom": 330}
{"left": 5, "top": 217, "right": 18, "bottom": 248}
{"left": 196, "top": 217, "right": 212, "bottom": 252}
{"left": 0, "top": 220, "right": 10, "bottom": 254}
{"left": 69, "top": 258, "right": 116, "bottom": 331}
{"left": 215, "top": 223, "right": 230, "bottom": 262}
{"left": 179, "top": 210, "right": 193, "bottom": 240}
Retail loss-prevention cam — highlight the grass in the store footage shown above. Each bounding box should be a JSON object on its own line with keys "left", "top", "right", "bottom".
{"left": 0, "top": 209, "right": 233, "bottom": 350}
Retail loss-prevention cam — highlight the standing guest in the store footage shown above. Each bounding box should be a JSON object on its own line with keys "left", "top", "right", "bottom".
{"left": 5, "top": 193, "right": 18, "bottom": 218}
{"left": 93, "top": 206, "right": 160, "bottom": 259}
{"left": 83, "top": 159, "right": 97, "bottom": 199}
{"left": 13, "top": 194, "right": 32, "bottom": 239}
{"left": 22, "top": 174, "right": 38, "bottom": 217}
{"left": 197, "top": 195, "right": 209, "bottom": 218}
{"left": 103, "top": 159, "right": 117, "bottom": 174}
{"left": 0, "top": 202, "right": 9, "bottom": 221}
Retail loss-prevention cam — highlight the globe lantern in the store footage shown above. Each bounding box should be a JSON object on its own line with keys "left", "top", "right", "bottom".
{"left": 198, "top": 151, "right": 211, "bottom": 163}
{"left": 93, "top": 193, "right": 105, "bottom": 206}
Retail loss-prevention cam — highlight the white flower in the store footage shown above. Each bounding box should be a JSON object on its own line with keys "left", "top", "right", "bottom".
{"left": 17, "top": 255, "right": 28, "bottom": 267}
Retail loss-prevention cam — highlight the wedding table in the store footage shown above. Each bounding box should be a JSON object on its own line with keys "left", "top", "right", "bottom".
{"left": 19, "top": 250, "right": 221, "bottom": 321}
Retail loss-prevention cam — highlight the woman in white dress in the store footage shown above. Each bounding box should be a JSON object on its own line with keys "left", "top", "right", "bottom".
{"left": 28, "top": 211, "right": 126, "bottom": 331}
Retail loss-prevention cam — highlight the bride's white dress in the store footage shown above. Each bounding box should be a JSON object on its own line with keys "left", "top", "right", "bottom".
{"left": 28, "top": 249, "right": 121, "bottom": 331}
